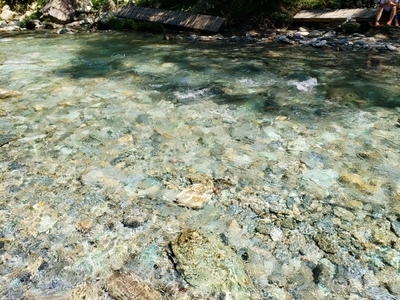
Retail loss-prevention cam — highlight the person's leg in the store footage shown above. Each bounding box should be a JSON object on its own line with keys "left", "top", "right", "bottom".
{"left": 393, "top": 10, "right": 399, "bottom": 26}
{"left": 386, "top": 7, "right": 396, "bottom": 25}
{"left": 375, "top": 7, "right": 384, "bottom": 26}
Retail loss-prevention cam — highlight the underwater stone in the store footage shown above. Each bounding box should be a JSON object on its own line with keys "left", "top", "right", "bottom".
{"left": 0, "top": 88, "right": 21, "bottom": 99}
{"left": 69, "top": 283, "right": 106, "bottom": 299}
{"left": 339, "top": 173, "right": 381, "bottom": 193}
{"left": 0, "top": 134, "right": 16, "bottom": 147}
{"left": 301, "top": 151, "right": 327, "bottom": 169}
{"left": 175, "top": 183, "right": 213, "bottom": 208}
{"left": 302, "top": 169, "right": 339, "bottom": 189}
{"left": 170, "top": 229, "right": 253, "bottom": 298}
{"left": 380, "top": 248, "right": 400, "bottom": 269}
{"left": 313, "top": 234, "right": 339, "bottom": 254}
{"left": 106, "top": 271, "right": 162, "bottom": 300}
{"left": 270, "top": 227, "right": 284, "bottom": 242}
{"left": 372, "top": 227, "right": 398, "bottom": 246}
{"left": 38, "top": 215, "right": 58, "bottom": 233}
{"left": 312, "top": 258, "right": 336, "bottom": 284}
{"left": 333, "top": 206, "right": 355, "bottom": 222}
{"left": 390, "top": 219, "right": 400, "bottom": 238}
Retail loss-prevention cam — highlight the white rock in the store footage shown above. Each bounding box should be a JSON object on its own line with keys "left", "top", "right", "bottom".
{"left": 270, "top": 227, "right": 284, "bottom": 242}
{"left": 175, "top": 183, "right": 213, "bottom": 208}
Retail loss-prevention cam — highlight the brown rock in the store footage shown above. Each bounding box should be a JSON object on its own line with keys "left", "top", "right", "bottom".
{"left": 106, "top": 271, "right": 162, "bottom": 300}
{"left": 0, "top": 88, "right": 22, "bottom": 99}
{"left": 339, "top": 172, "right": 381, "bottom": 193}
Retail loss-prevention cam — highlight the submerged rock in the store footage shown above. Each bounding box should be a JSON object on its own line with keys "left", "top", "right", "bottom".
{"left": 175, "top": 183, "right": 213, "bottom": 208}
{"left": 0, "top": 134, "right": 16, "bottom": 147}
{"left": 175, "top": 174, "right": 215, "bottom": 208}
{"left": 339, "top": 172, "right": 382, "bottom": 193}
{"left": 106, "top": 271, "right": 162, "bottom": 300}
{"left": 0, "top": 88, "right": 22, "bottom": 99}
{"left": 313, "top": 234, "right": 339, "bottom": 254}
{"left": 170, "top": 229, "right": 253, "bottom": 298}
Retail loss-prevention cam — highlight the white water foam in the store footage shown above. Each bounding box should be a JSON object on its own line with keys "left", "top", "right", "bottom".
{"left": 288, "top": 77, "right": 318, "bottom": 91}
{"left": 173, "top": 88, "right": 213, "bottom": 101}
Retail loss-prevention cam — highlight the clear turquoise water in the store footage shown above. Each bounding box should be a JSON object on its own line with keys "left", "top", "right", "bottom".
{"left": 0, "top": 31, "right": 400, "bottom": 299}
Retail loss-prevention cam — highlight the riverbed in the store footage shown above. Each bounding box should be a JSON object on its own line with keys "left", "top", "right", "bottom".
{"left": 1, "top": 30, "right": 400, "bottom": 299}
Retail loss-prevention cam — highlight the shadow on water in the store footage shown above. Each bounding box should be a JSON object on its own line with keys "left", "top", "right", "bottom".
{"left": 53, "top": 31, "right": 400, "bottom": 113}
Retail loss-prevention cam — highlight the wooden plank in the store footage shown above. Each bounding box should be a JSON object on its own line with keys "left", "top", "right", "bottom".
{"left": 183, "top": 14, "right": 200, "bottom": 28}
{"left": 160, "top": 10, "right": 173, "bottom": 23}
{"left": 206, "top": 18, "right": 219, "bottom": 32}
{"left": 127, "top": 6, "right": 140, "bottom": 19}
{"left": 200, "top": 15, "right": 213, "bottom": 31}
{"left": 190, "top": 15, "right": 212, "bottom": 30}
{"left": 116, "top": 5, "right": 225, "bottom": 32}
{"left": 210, "top": 17, "right": 225, "bottom": 32}
{"left": 175, "top": 12, "right": 191, "bottom": 27}
{"left": 149, "top": 10, "right": 168, "bottom": 23}
{"left": 137, "top": 7, "right": 150, "bottom": 20}
{"left": 117, "top": 5, "right": 130, "bottom": 18}
{"left": 142, "top": 7, "right": 155, "bottom": 21}
{"left": 293, "top": 8, "right": 378, "bottom": 22}
{"left": 157, "top": 10, "right": 171, "bottom": 23}
{"left": 182, "top": 14, "right": 199, "bottom": 28}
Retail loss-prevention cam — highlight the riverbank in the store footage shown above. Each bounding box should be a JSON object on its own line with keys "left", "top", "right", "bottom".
{"left": 1, "top": 0, "right": 400, "bottom": 53}
{"left": 2, "top": 15, "right": 400, "bottom": 54}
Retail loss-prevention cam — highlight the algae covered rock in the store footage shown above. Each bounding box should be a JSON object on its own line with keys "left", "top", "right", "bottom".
{"left": 170, "top": 229, "right": 253, "bottom": 299}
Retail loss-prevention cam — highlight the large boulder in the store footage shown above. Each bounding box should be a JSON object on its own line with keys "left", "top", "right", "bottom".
{"left": 1, "top": 5, "right": 18, "bottom": 21}
{"left": 40, "top": 0, "right": 93, "bottom": 24}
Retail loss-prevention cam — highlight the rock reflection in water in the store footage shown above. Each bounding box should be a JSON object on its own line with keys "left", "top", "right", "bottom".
{"left": 0, "top": 31, "right": 399, "bottom": 299}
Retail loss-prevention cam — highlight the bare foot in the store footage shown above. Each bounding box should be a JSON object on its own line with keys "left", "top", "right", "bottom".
{"left": 375, "top": 22, "right": 380, "bottom": 27}
{"left": 386, "top": 22, "right": 392, "bottom": 26}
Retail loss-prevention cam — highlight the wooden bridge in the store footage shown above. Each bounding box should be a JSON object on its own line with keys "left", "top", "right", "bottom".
{"left": 293, "top": 8, "right": 378, "bottom": 23}
{"left": 116, "top": 5, "right": 225, "bottom": 32}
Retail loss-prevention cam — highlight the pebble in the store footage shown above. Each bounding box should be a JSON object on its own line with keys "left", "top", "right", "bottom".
{"left": 386, "top": 44, "right": 397, "bottom": 51}
{"left": 313, "top": 234, "right": 339, "bottom": 254}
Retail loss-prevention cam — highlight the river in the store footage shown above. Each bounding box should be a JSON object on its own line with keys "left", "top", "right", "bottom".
{"left": 1, "top": 30, "right": 400, "bottom": 299}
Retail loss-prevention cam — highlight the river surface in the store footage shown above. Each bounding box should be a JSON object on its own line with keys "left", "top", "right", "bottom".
{"left": 1, "top": 31, "right": 400, "bottom": 299}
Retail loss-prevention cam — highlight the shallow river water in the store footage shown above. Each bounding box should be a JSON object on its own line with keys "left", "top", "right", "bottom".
{"left": 1, "top": 31, "right": 400, "bottom": 299}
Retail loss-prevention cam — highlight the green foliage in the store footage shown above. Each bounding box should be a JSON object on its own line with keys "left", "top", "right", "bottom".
{"left": 134, "top": 20, "right": 164, "bottom": 32}
{"left": 92, "top": 0, "right": 133, "bottom": 11}
{"left": 92, "top": 0, "right": 109, "bottom": 10}
{"left": 97, "top": 16, "right": 130, "bottom": 29}
{"left": 2, "top": 0, "right": 49, "bottom": 13}
{"left": 36, "top": 0, "right": 49, "bottom": 9}
{"left": 19, "top": 18, "right": 35, "bottom": 29}
{"left": 19, "top": 11, "right": 40, "bottom": 29}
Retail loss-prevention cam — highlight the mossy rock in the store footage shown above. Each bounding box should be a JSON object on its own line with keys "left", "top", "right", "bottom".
{"left": 170, "top": 229, "right": 253, "bottom": 298}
